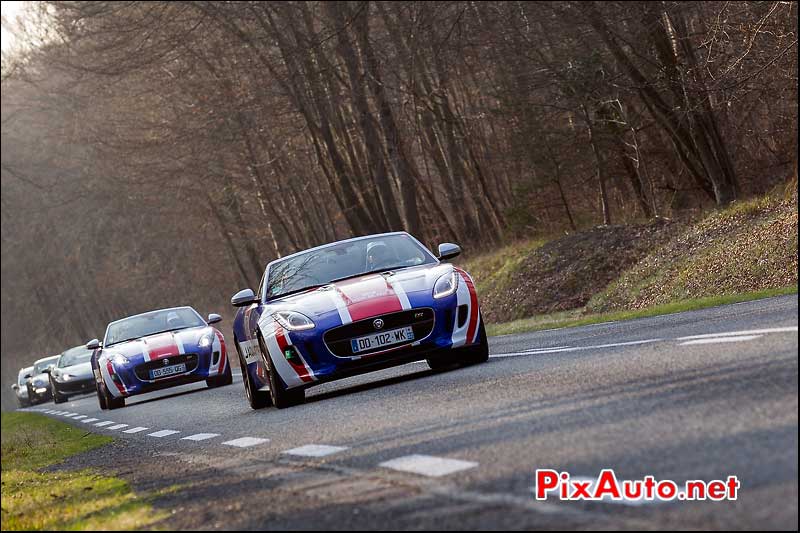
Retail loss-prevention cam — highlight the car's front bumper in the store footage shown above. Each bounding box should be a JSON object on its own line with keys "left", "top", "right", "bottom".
{"left": 277, "top": 294, "right": 480, "bottom": 388}
{"left": 53, "top": 377, "right": 95, "bottom": 396}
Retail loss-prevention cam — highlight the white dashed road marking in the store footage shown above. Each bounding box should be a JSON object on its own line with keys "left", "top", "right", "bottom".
{"left": 107, "top": 424, "right": 129, "bottom": 430}
{"left": 73, "top": 415, "right": 87, "bottom": 420}
{"left": 95, "top": 421, "right": 115, "bottom": 427}
{"left": 492, "top": 339, "right": 663, "bottom": 358}
{"left": 82, "top": 418, "right": 99, "bottom": 424}
{"left": 182, "top": 433, "right": 221, "bottom": 441}
{"left": 677, "top": 326, "right": 798, "bottom": 340}
{"left": 148, "top": 430, "right": 180, "bottom": 438}
{"left": 680, "top": 335, "right": 763, "bottom": 346}
{"left": 123, "top": 426, "right": 149, "bottom": 434}
{"left": 222, "top": 437, "right": 269, "bottom": 448}
{"left": 283, "top": 444, "right": 348, "bottom": 457}
{"left": 379, "top": 454, "right": 478, "bottom": 477}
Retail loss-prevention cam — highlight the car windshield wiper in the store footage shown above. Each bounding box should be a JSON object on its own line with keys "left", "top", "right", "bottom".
{"left": 265, "top": 284, "right": 326, "bottom": 302}
{"left": 329, "top": 265, "right": 412, "bottom": 284}
{"left": 106, "top": 326, "right": 195, "bottom": 347}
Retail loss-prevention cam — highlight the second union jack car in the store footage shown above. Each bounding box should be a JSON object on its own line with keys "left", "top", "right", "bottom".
{"left": 87, "top": 306, "right": 232, "bottom": 409}
{"left": 231, "top": 232, "right": 488, "bottom": 409}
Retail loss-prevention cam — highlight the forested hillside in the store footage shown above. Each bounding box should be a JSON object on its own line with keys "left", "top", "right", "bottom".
{"left": 2, "top": 1, "right": 797, "bottom": 405}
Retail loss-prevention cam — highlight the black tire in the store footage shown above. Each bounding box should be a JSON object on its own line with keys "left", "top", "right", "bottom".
{"left": 427, "top": 316, "right": 489, "bottom": 370}
{"left": 96, "top": 381, "right": 109, "bottom": 410}
{"left": 461, "top": 319, "right": 490, "bottom": 365}
{"left": 53, "top": 388, "right": 68, "bottom": 404}
{"left": 259, "top": 334, "right": 304, "bottom": 409}
{"left": 99, "top": 380, "right": 125, "bottom": 410}
{"left": 235, "top": 337, "right": 271, "bottom": 409}
{"left": 206, "top": 358, "right": 233, "bottom": 388}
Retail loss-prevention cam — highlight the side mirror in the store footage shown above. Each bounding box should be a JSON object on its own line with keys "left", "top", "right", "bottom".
{"left": 231, "top": 288, "right": 258, "bottom": 307}
{"left": 86, "top": 338, "right": 101, "bottom": 350}
{"left": 207, "top": 313, "right": 222, "bottom": 325}
{"left": 11, "top": 384, "right": 18, "bottom": 390}
{"left": 437, "top": 243, "right": 462, "bottom": 261}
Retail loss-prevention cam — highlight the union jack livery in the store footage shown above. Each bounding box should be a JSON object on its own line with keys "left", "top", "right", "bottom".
{"left": 87, "top": 306, "right": 232, "bottom": 409}
{"left": 231, "top": 232, "right": 488, "bottom": 409}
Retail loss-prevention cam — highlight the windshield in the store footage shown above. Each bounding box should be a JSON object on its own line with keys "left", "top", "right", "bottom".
{"left": 18, "top": 368, "right": 33, "bottom": 385}
{"left": 104, "top": 307, "right": 205, "bottom": 347}
{"left": 265, "top": 234, "right": 436, "bottom": 300}
{"left": 33, "top": 358, "right": 58, "bottom": 374}
{"left": 58, "top": 346, "right": 94, "bottom": 367}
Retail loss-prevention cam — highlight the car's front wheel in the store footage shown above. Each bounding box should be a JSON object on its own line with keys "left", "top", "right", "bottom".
{"left": 53, "top": 386, "right": 68, "bottom": 404}
{"left": 206, "top": 359, "right": 233, "bottom": 388}
{"left": 259, "top": 334, "right": 304, "bottom": 409}
{"left": 235, "top": 337, "right": 271, "bottom": 409}
{"left": 97, "top": 380, "right": 124, "bottom": 410}
{"left": 427, "top": 317, "right": 489, "bottom": 370}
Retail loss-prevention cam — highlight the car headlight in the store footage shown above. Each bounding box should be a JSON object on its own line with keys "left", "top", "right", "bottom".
{"left": 198, "top": 333, "right": 214, "bottom": 348}
{"left": 61, "top": 373, "right": 74, "bottom": 381}
{"left": 273, "top": 310, "right": 315, "bottom": 331}
{"left": 433, "top": 270, "right": 459, "bottom": 299}
{"left": 110, "top": 354, "right": 130, "bottom": 367}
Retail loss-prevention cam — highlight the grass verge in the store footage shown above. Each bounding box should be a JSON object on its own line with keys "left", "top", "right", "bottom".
{"left": 1, "top": 412, "right": 168, "bottom": 531}
{"left": 487, "top": 285, "right": 798, "bottom": 336}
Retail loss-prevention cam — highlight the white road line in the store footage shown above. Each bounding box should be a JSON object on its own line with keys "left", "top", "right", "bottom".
{"left": 73, "top": 415, "right": 87, "bottom": 420}
{"left": 82, "top": 418, "right": 99, "bottom": 423}
{"left": 283, "top": 444, "right": 348, "bottom": 457}
{"left": 148, "top": 430, "right": 180, "bottom": 438}
{"left": 106, "top": 424, "right": 129, "bottom": 430}
{"left": 94, "top": 421, "right": 115, "bottom": 427}
{"left": 520, "top": 346, "right": 571, "bottom": 353}
{"left": 379, "top": 454, "right": 478, "bottom": 477}
{"left": 677, "top": 326, "right": 797, "bottom": 340}
{"left": 181, "top": 433, "right": 221, "bottom": 441}
{"left": 123, "top": 426, "right": 149, "bottom": 434}
{"left": 222, "top": 437, "right": 269, "bottom": 448}
{"left": 65, "top": 413, "right": 80, "bottom": 418}
{"left": 492, "top": 339, "right": 663, "bottom": 358}
{"left": 680, "top": 335, "right": 763, "bottom": 346}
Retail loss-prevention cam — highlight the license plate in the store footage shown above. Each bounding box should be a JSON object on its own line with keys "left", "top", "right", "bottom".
{"left": 149, "top": 363, "right": 186, "bottom": 379}
{"left": 351, "top": 326, "right": 415, "bottom": 353}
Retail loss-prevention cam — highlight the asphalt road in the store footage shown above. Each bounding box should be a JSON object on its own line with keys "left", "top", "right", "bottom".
{"left": 25, "top": 295, "right": 798, "bottom": 530}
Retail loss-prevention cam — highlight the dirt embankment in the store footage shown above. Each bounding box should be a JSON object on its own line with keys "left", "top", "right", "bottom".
{"left": 464, "top": 192, "right": 798, "bottom": 324}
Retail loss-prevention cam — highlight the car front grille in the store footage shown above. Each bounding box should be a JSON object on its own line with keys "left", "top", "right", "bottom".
{"left": 324, "top": 308, "right": 435, "bottom": 357}
{"left": 134, "top": 353, "right": 199, "bottom": 381}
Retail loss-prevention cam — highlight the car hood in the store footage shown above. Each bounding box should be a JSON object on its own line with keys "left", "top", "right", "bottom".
{"left": 264, "top": 263, "right": 454, "bottom": 319}
{"left": 54, "top": 362, "right": 93, "bottom": 379}
{"left": 30, "top": 373, "right": 49, "bottom": 386}
{"left": 102, "top": 326, "right": 213, "bottom": 363}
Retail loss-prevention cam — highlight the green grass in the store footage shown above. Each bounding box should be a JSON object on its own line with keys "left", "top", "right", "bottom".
{"left": 487, "top": 285, "right": 798, "bottom": 336}
{"left": 1, "top": 412, "right": 168, "bottom": 531}
{"left": 459, "top": 238, "right": 547, "bottom": 297}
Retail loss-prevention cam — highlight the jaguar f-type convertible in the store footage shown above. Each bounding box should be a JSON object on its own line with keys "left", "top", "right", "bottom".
{"left": 231, "top": 232, "right": 488, "bottom": 409}
{"left": 87, "top": 306, "right": 232, "bottom": 409}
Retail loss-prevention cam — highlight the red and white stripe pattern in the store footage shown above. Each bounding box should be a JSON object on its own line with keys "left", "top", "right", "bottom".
{"left": 208, "top": 330, "right": 228, "bottom": 376}
{"left": 451, "top": 268, "right": 481, "bottom": 348}
{"left": 328, "top": 274, "right": 413, "bottom": 326}
{"left": 258, "top": 317, "right": 317, "bottom": 389}
{"left": 99, "top": 356, "right": 127, "bottom": 398}
{"left": 141, "top": 332, "right": 183, "bottom": 362}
